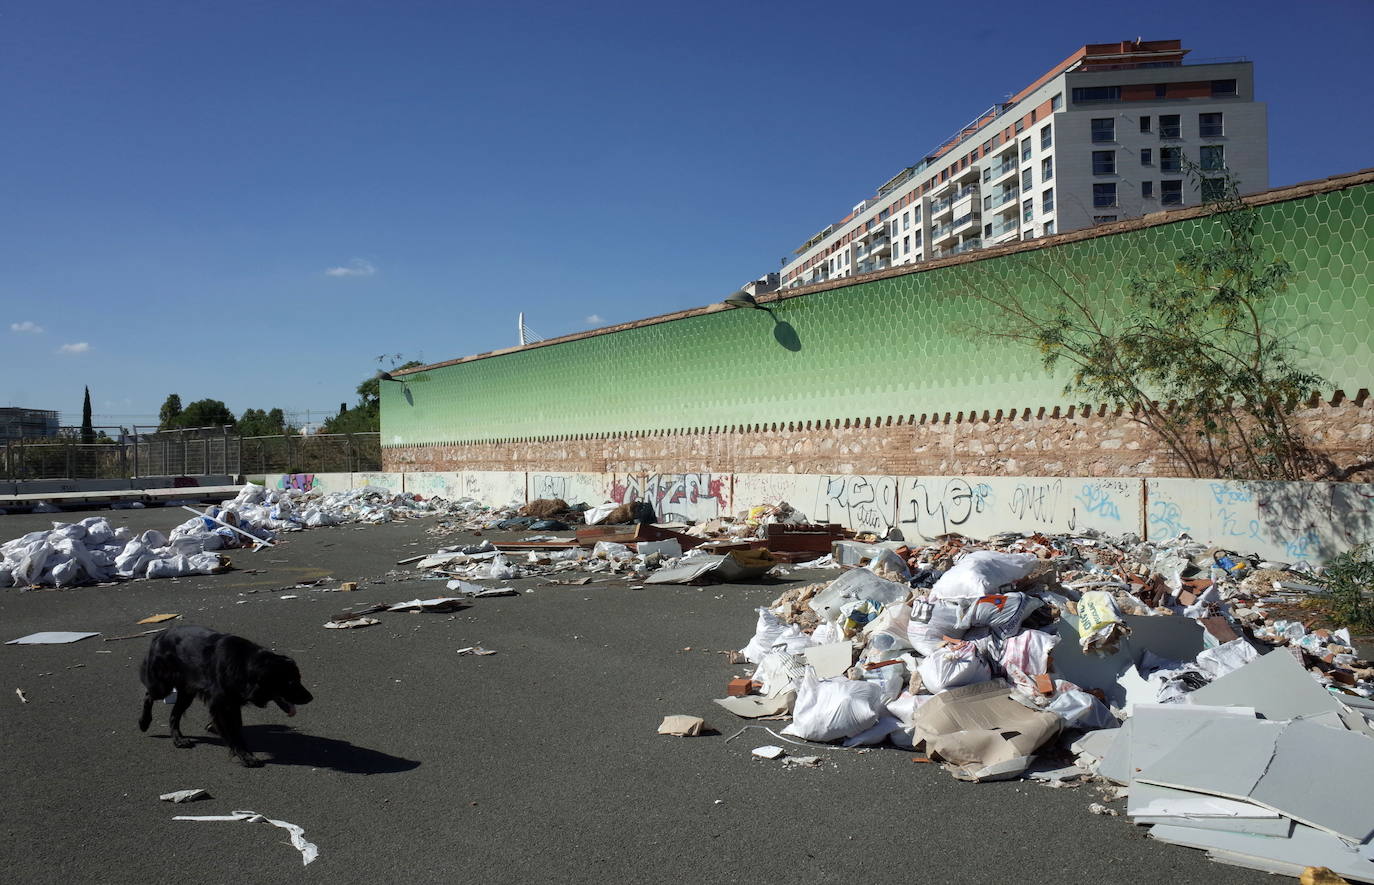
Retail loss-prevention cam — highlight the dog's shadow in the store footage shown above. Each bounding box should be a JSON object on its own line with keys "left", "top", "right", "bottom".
{"left": 156, "top": 725, "right": 421, "bottom": 774}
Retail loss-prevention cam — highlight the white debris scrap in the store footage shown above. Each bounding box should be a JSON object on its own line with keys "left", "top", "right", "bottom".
{"left": 173, "top": 809, "right": 319, "bottom": 866}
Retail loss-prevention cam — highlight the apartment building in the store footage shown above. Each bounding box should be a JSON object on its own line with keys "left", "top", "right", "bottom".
{"left": 0, "top": 407, "right": 59, "bottom": 440}
{"left": 780, "top": 40, "right": 1267, "bottom": 290}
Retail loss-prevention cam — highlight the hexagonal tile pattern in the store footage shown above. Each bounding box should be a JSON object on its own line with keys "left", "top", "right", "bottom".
{"left": 383, "top": 182, "right": 1374, "bottom": 445}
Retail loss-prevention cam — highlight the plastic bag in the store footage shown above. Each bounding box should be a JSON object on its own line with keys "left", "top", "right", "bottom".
{"left": 115, "top": 540, "right": 155, "bottom": 577}
{"left": 840, "top": 599, "right": 884, "bottom": 634}
{"left": 13, "top": 541, "right": 54, "bottom": 586}
{"left": 741, "top": 608, "right": 787, "bottom": 663}
{"left": 0, "top": 564, "right": 12, "bottom": 587}
{"left": 1000, "top": 628, "right": 1059, "bottom": 695}
{"left": 917, "top": 646, "right": 991, "bottom": 694}
{"left": 593, "top": 541, "right": 631, "bottom": 560}
{"left": 753, "top": 648, "right": 808, "bottom": 696}
{"left": 955, "top": 593, "right": 1042, "bottom": 640}
{"left": 863, "top": 603, "right": 913, "bottom": 653}
{"left": 908, "top": 599, "right": 965, "bottom": 656}
{"left": 51, "top": 558, "right": 84, "bottom": 587}
{"left": 1048, "top": 689, "right": 1117, "bottom": 730}
{"left": 80, "top": 517, "right": 116, "bottom": 546}
{"left": 782, "top": 669, "right": 884, "bottom": 742}
{"left": 808, "top": 569, "right": 910, "bottom": 623}
{"left": 146, "top": 555, "right": 194, "bottom": 579}
{"left": 928, "top": 551, "right": 1038, "bottom": 601}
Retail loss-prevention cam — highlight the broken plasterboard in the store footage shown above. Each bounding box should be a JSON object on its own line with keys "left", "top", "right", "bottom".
{"left": 387, "top": 597, "right": 468, "bottom": 613}
{"left": 1150, "top": 823, "right": 1374, "bottom": 884}
{"left": 801, "top": 642, "right": 853, "bottom": 680}
{"left": 1137, "top": 717, "right": 1374, "bottom": 844}
{"left": 1186, "top": 647, "right": 1345, "bottom": 721}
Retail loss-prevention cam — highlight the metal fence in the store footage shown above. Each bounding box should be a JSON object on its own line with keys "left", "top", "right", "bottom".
{"left": 2, "top": 429, "right": 381, "bottom": 481}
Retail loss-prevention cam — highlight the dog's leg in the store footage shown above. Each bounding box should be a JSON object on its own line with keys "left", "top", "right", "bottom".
{"left": 210, "top": 700, "right": 262, "bottom": 767}
{"left": 138, "top": 693, "right": 155, "bottom": 732}
{"left": 168, "top": 689, "right": 196, "bottom": 749}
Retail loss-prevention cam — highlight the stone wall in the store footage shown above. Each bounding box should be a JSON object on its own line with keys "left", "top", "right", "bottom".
{"left": 384, "top": 393, "right": 1374, "bottom": 481}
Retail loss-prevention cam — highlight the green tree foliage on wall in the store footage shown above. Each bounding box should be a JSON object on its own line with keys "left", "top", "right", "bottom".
{"left": 238, "top": 407, "right": 296, "bottom": 437}
{"left": 965, "top": 167, "right": 1333, "bottom": 481}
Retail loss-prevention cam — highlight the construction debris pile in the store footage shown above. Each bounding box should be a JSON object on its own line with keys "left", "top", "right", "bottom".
{"left": 0, "top": 482, "right": 478, "bottom": 589}
{"left": 715, "top": 531, "right": 1374, "bottom": 882}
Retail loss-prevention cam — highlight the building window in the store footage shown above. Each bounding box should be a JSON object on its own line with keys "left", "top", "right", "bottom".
{"left": 1093, "top": 215, "right": 1118, "bottom": 224}
{"left": 1155, "top": 84, "right": 1167, "bottom": 98}
{"left": 1014, "top": 119, "right": 1024, "bottom": 134}
{"left": 1160, "top": 146, "right": 1182, "bottom": 173}
{"left": 903, "top": 212, "right": 911, "bottom": 231}
{"left": 1200, "top": 178, "right": 1227, "bottom": 202}
{"left": 1161, "top": 179, "right": 1183, "bottom": 205}
{"left": 1040, "top": 125, "right": 1052, "bottom": 150}
{"left": 1140, "top": 115, "right": 1151, "bottom": 133}
{"left": 1092, "top": 150, "right": 1116, "bottom": 175}
{"left": 1211, "top": 79, "right": 1237, "bottom": 96}
{"left": 1200, "top": 144, "right": 1225, "bottom": 171}
{"left": 1091, "top": 117, "right": 1115, "bottom": 142}
{"left": 1021, "top": 138, "right": 1032, "bottom": 162}
{"left": 1023, "top": 229, "right": 1034, "bottom": 239}
{"left": 1072, "top": 86, "right": 1119, "bottom": 103}
{"left": 1199, "top": 112, "right": 1224, "bottom": 138}
{"left": 982, "top": 139, "right": 993, "bottom": 154}
{"left": 1022, "top": 168, "right": 1034, "bottom": 190}
{"left": 983, "top": 195, "right": 992, "bottom": 210}
{"left": 1042, "top": 187, "right": 1054, "bottom": 212}
{"left": 1093, "top": 182, "right": 1117, "bottom": 208}
{"left": 913, "top": 231, "right": 922, "bottom": 246}
{"left": 902, "top": 235, "right": 911, "bottom": 254}
{"left": 1140, "top": 148, "right": 1153, "bottom": 166}
{"left": 1051, "top": 92, "right": 1063, "bottom": 111}
{"left": 1022, "top": 198, "right": 1033, "bottom": 223}
{"left": 1030, "top": 108, "right": 1038, "bottom": 123}
{"left": 1044, "top": 220, "right": 1055, "bottom": 235}
{"left": 984, "top": 223, "right": 992, "bottom": 238}
{"left": 1142, "top": 180, "right": 1154, "bottom": 199}
{"left": 1160, "top": 114, "right": 1181, "bottom": 138}
{"left": 1041, "top": 156, "right": 1053, "bottom": 182}
{"left": 913, "top": 207, "right": 921, "bottom": 223}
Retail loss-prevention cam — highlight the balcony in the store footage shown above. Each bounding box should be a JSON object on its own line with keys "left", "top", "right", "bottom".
{"left": 987, "top": 218, "right": 1018, "bottom": 241}
{"left": 986, "top": 188, "right": 1020, "bottom": 210}
{"left": 984, "top": 158, "right": 1017, "bottom": 182}
{"left": 951, "top": 238, "right": 984, "bottom": 255}
{"left": 929, "top": 195, "right": 953, "bottom": 217}
{"left": 951, "top": 212, "right": 977, "bottom": 234}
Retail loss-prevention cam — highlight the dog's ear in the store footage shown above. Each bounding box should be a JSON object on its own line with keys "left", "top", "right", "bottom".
{"left": 243, "top": 652, "right": 282, "bottom": 706}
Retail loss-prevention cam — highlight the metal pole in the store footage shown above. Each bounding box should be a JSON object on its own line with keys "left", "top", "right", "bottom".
{"left": 284, "top": 431, "right": 292, "bottom": 474}
{"left": 133, "top": 426, "right": 140, "bottom": 480}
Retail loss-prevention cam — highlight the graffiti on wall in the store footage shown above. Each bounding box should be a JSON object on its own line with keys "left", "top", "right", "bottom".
{"left": 814, "top": 475, "right": 898, "bottom": 534}
{"left": 531, "top": 474, "right": 567, "bottom": 501}
{"left": 898, "top": 477, "right": 994, "bottom": 539}
{"left": 278, "top": 473, "right": 315, "bottom": 492}
{"left": 610, "top": 473, "right": 727, "bottom": 522}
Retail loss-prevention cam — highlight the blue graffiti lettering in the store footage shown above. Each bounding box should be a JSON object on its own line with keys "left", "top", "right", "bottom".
{"left": 1148, "top": 501, "right": 1189, "bottom": 538}
{"left": 1076, "top": 484, "right": 1121, "bottom": 521}
{"left": 1216, "top": 507, "right": 1262, "bottom": 541}
{"left": 1208, "top": 482, "right": 1254, "bottom": 506}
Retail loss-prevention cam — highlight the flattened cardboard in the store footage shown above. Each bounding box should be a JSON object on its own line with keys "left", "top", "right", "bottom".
{"left": 6, "top": 631, "right": 100, "bottom": 645}
{"left": 912, "top": 679, "right": 1062, "bottom": 781}
{"left": 713, "top": 692, "right": 796, "bottom": 718}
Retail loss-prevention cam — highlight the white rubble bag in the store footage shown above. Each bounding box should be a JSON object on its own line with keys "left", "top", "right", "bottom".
{"left": 753, "top": 648, "right": 809, "bottom": 696}
{"left": 908, "top": 598, "right": 965, "bottom": 656}
{"left": 741, "top": 608, "right": 786, "bottom": 663}
{"left": 954, "top": 592, "right": 1043, "bottom": 641}
{"left": 782, "top": 668, "right": 885, "bottom": 742}
{"left": 928, "top": 550, "right": 1038, "bottom": 601}
{"left": 918, "top": 645, "right": 992, "bottom": 694}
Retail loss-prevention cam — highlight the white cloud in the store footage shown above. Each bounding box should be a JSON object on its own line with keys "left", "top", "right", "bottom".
{"left": 324, "top": 258, "right": 377, "bottom": 277}
{"left": 57, "top": 342, "right": 90, "bottom": 354}
{"left": 10, "top": 320, "right": 43, "bottom": 333}
{"left": 584, "top": 314, "right": 604, "bottom": 325}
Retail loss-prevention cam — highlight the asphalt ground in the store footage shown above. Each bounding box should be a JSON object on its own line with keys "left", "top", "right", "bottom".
{"left": 1, "top": 507, "right": 1278, "bottom": 885}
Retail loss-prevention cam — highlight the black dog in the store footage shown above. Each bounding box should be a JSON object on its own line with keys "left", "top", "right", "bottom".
{"left": 138, "top": 625, "right": 313, "bottom": 767}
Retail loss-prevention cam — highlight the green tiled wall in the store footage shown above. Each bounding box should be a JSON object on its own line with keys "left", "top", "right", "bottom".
{"left": 383, "top": 183, "right": 1374, "bottom": 446}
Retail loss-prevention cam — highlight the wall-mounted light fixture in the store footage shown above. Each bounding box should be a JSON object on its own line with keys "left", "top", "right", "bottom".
{"left": 723, "top": 290, "right": 774, "bottom": 314}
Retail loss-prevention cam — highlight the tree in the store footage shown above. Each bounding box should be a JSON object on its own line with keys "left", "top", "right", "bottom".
{"left": 962, "top": 166, "right": 1329, "bottom": 480}
{"left": 171, "top": 398, "right": 237, "bottom": 429}
{"left": 322, "top": 358, "right": 424, "bottom": 434}
{"left": 81, "top": 386, "right": 94, "bottom": 443}
{"left": 158, "top": 394, "right": 183, "bottom": 430}
{"left": 238, "top": 407, "right": 296, "bottom": 437}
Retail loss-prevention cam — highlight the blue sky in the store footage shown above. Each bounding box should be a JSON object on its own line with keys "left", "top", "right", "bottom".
{"left": 4, "top": 0, "right": 1372, "bottom": 429}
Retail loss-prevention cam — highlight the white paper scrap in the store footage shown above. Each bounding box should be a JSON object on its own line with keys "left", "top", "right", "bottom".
{"left": 174, "top": 809, "right": 318, "bottom": 866}
{"left": 6, "top": 632, "right": 101, "bottom": 645}
{"left": 160, "top": 789, "right": 210, "bottom": 804}
{"left": 751, "top": 745, "right": 785, "bottom": 760}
